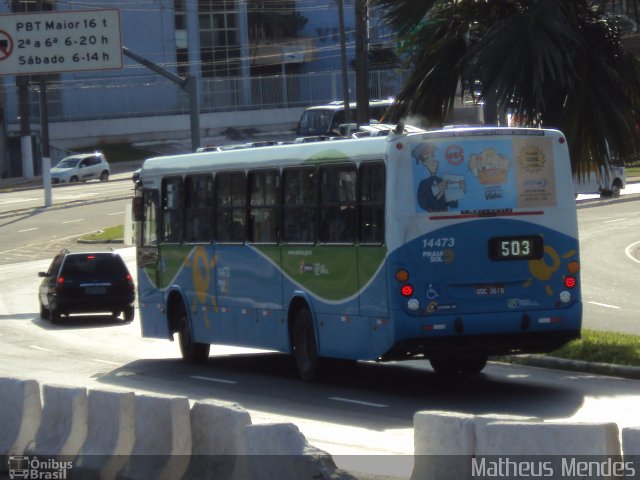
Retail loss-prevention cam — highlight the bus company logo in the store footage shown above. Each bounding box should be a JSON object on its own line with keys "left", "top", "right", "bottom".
{"left": 517, "top": 145, "right": 546, "bottom": 174}
{"left": 8, "top": 456, "right": 73, "bottom": 479}
{"left": 445, "top": 144, "right": 464, "bottom": 166}
{"left": 298, "top": 261, "right": 329, "bottom": 276}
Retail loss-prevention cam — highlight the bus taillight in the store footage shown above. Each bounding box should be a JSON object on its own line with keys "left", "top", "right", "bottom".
{"left": 395, "top": 269, "right": 410, "bottom": 282}
{"left": 401, "top": 284, "right": 414, "bottom": 297}
{"left": 564, "top": 276, "right": 577, "bottom": 289}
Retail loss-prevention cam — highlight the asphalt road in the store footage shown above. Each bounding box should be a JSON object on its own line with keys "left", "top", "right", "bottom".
{"left": 0, "top": 183, "right": 640, "bottom": 478}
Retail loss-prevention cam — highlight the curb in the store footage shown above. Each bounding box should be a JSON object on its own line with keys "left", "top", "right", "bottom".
{"left": 500, "top": 354, "right": 640, "bottom": 380}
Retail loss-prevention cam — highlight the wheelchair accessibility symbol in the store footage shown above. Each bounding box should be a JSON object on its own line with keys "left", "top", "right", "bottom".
{"left": 426, "top": 284, "right": 439, "bottom": 300}
{"left": 0, "top": 30, "right": 14, "bottom": 61}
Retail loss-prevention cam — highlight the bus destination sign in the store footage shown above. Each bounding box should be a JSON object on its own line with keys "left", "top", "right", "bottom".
{"left": 0, "top": 9, "right": 122, "bottom": 76}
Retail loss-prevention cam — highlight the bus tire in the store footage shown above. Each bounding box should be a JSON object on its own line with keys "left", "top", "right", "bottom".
{"left": 292, "top": 307, "right": 320, "bottom": 381}
{"left": 177, "top": 302, "right": 210, "bottom": 364}
{"left": 429, "top": 356, "right": 488, "bottom": 375}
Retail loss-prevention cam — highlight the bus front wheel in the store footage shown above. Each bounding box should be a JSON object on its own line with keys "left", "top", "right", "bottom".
{"left": 292, "top": 307, "right": 320, "bottom": 381}
{"left": 177, "top": 303, "right": 210, "bottom": 364}
{"left": 429, "top": 356, "right": 488, "bottom": 375}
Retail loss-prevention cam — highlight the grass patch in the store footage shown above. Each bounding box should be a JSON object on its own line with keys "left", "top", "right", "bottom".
{"left": 80, "top": 225, "right": 124, "bottom": 242}
{"left": 74, "top": 143, "right": 158, "bottom": 163}
{"left": 627, "top": 165, "right": 640, "bottom": 177}
{"left": 542, "top": 329, "right": 640, "bottom": 367}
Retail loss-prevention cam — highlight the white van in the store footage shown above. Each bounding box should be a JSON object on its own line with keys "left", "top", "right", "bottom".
{"left": 574, "top": 162, "right": 626, "bottom": 197}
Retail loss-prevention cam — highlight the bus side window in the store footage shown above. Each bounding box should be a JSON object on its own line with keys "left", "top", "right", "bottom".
{"left": 249, "top": 170, "right": 280, "bottom": 243}
{"left": 359, "top": 162, "right": 385, "bottom": 244}
{"left": 142, "top": 190, "right": 158, "bottom": 247}
{"left": 283, "top": 167, "right": 316, "bottom": 243}
{"left": 184, "top": 174, "right": 214, "bottom": 243}
{"left": 215, "top": 172, "right": 246, "bottom": 243}
{"left": 319, "top": 164, "right": 356, "bottom": 243}
{"left": 161, "top": 177, "right": 183, "bottom": 244}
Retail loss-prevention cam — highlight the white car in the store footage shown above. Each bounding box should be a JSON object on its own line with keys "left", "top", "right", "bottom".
{"left": 51, "top": 153, "right": 110, "bottom": 184}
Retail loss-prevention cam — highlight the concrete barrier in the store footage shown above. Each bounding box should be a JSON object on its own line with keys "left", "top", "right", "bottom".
{"left": 476, "top": 421, "right": 621, "bottom": 456}
{"left": 24, "top": 385, "right": 88, "bottom": 457}
{"left": 185, "top": 400, "right": 252, "bottom": 479}
{"left": 118, "top": 394, "right": 191, "bottom": 480}
{"left": 0, "top": 377, "right": 42, "bottom": 456}
{"left": 73, "top": 389, "right": 135, "bottom": 479}
{"left": 411, "top": 411, "right": 542, "bottom": 480}
{"left": 235, "top": 423, "right": 354, "bottom": 480}
{"left": 622, "top": 427, "right": 640, "bottom": 477}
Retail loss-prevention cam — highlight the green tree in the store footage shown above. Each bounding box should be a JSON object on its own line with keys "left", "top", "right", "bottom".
{"left": 375, "top": 0, "right": 640, "bottom": 176}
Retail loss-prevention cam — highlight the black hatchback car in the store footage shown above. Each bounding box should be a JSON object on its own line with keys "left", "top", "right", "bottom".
{"left": 38, "top": 250, "right": 135, "bottom": 322}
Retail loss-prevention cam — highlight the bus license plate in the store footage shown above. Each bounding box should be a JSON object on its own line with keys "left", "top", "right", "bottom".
{"left": 474, "top": 284, "right": 505, "bottom": 296}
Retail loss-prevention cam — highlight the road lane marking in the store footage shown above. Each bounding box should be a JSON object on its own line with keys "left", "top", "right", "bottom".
{"left": 625, "top": 240, "right": 640, "bottom": 265}
{"left": 17, "top": 228, "right": 38, "bottom": 233}
{"left": 108, "top": 211, "right": 124, "bottom": 216}
{"left": 92, "top": 359, "right": 121, "bottom": 366}
{"left": 603, "top": 218, "right": 627, "bottom": 224}
{"left": 63, "top": 219, "right": 84, "bottom": 224}
{"left": 190, "top": 375, "right": 237, "bottom": 384}
{"left": 329, "top": 397, "right": 388, "bottom": 408}
{"left": 588, "top": 301, "right": 621, "bottom": 310}
{"left": 29, "top": 345, "right": 52, "bottom": 352}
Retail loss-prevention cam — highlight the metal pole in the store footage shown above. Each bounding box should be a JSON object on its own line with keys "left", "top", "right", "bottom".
{"left": 354, "top": 0, "right": 370, "bottom": 125}
{"left": 337, "top": 0, "right": 351, "bottom": 126}
{"left": 39, "top": 75, "right": 52, "bottom": 207}
{"left": 186, "top": 76, "right": 201, "bottom": 152}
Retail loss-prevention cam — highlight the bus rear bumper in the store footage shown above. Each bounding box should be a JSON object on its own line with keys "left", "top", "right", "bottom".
{"left": 379, "top": 330, "right": 580, "bottom": 362}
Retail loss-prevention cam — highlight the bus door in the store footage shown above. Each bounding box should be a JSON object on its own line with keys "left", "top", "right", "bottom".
{"left": 135, "top": 188, "right": 168, "bottom": 338}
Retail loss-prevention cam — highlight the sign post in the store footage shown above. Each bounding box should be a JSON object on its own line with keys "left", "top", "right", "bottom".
{"left": 0, "top": 9, "right": 122, "bottom": 206}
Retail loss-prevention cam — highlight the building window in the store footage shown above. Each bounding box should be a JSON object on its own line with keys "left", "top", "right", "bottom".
{"left": 198, "top": 0, "right": 241, "bottom": 77}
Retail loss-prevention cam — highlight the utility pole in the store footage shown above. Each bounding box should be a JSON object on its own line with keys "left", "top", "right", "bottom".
{"left": 15, "top": 0, "right": 33, "bottom": 178}
{"left": 337, "top": 0, "right": 350, "bottom": 127}
{"left": 354, "top": 0, "right": 369, "bottom": 125}
{"left": 38, "top": 0, "right": 51, "bottom": 206}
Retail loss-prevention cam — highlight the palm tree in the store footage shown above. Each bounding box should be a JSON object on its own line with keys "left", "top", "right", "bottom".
{"left": 374, "top": 0, "right": 640, "bottom": 176}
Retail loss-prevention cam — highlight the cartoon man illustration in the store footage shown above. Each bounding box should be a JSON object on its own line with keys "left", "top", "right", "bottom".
{"left": 414, "top": 143, "right": 465, "bottom": 212}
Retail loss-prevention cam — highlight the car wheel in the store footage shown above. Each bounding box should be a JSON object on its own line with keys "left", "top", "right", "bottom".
{"left": 292, "top": 307, "right": 321, "bottom": 381}
{"left": 123, "top": 306, "right": 134, "bottom": 323}
{"left": 100, "top": 171, "right": 109, "bottom": 182}
{"left": 40, "top": 303, "right": 50, "bottom": 320}
{"left": 177, "top": 303, "right": 209, "bottom": 363}
{"left": 429, "top": 356, "right": 488, "bottom": 375}
{"left": 69, "top": 176, "right": 78, "bottom": 183}
{"left": 612, "top": 180, "right": 622, "bottom": 197}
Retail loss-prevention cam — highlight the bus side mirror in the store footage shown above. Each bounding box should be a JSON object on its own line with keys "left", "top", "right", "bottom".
{"left": 132, "top": 197, "right": 144, "bottom": 222}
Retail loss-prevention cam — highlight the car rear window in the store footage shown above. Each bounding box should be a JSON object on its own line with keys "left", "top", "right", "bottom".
{"left": 61, "top": 254, "right": 128, "bottom": 279}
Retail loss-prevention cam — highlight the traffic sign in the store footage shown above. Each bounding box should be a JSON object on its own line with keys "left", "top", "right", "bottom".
{"left": 0, "top": 9, "right": 122, "bottom": 75}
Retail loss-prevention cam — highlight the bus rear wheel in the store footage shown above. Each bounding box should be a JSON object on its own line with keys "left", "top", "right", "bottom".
{"left": 292, "top": 307, "right": 320, "bottom": 381}
{"left": 429, "top": 356, "right": 488, "bottom": 375}
{"left": 177, "top": 303, "right": 210, "bottom": 364}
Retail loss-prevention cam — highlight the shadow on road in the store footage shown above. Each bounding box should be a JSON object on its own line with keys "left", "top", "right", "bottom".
{"left": 94, "top": 353, "right": 587, "bottom": 431}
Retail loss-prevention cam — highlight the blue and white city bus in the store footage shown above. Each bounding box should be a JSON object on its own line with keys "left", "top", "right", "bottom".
{"left": 132, "top": 126, "right": 582, "bottom": 380}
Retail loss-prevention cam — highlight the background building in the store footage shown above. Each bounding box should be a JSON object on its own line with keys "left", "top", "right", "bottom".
{"left": 0, "top": 0, "right": 404, "bottom": 176}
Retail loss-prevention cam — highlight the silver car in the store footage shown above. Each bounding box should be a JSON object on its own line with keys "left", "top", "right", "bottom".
{"left": 50, "top": 153, "right": 110, "bottom": 184}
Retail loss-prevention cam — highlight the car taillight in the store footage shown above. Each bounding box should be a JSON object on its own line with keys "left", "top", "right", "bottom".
{"left": 55, "top": 276, "right": 64, "bottom": 294}
{"left": 126, "top": 274, "right": 134, "bottom": 289}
